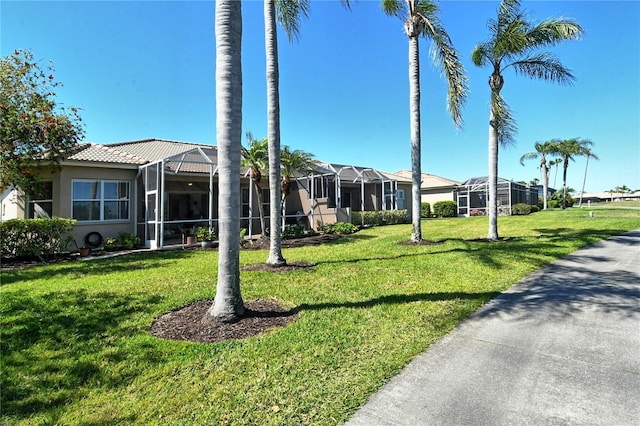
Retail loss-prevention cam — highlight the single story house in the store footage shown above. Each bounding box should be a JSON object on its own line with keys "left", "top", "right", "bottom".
{"left": 393, "top": 170, "right": 461, "bottom": 205}
{"left": 3, "top": 139, "right": 412, "bottom": 250}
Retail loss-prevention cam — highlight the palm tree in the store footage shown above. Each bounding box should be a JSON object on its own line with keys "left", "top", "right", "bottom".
{"left": 280, "top": 146, "right": 315, "bottom": 224}
{"left": 578, "top": 146, "right": 599, "bottom": 207}
{"left": 206, "top": 0, "right": 245, "bottom": 323}
{"left": 382, "top": 0, "right": 468, "bottom": 242}
{"left": 241, "top": 132, "right": 269, "bottom": 239}
{"left": 551, "top": 157, "right": 562, "bottom": 188}
{"left": 519, "top": 140, "right": 557, "bottom": 210}
{"left": 472, "top": 0, "right": 582, "bottom": 239}
{"left": 264, "top": 0, "right": 351, "bottom": 265}
{"left": 550, "top": 137, "right": 594, "bottom": 209}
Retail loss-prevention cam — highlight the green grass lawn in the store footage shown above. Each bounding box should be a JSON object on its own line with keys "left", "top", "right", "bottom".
{"left": 2, "top": 208, "right": 639, "bottom": 425}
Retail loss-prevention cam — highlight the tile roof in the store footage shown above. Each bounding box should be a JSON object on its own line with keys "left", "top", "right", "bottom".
{"left": 104, "top": 139, "right": 214, "bottom": 162}
{"left": 65, "top": 139, "right": 216, "bottom": 166}
{"left": 67, "top": 143, "right": 147, "bottom": 165}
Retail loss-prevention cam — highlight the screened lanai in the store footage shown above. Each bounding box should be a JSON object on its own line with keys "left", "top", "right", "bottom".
{"left": 290, "top": 162, "right": 403, "bottom": 228}
{"left": 136, "top": 146, "right": 406, "bottom": 249}
{"left": 137, "top": 146, "right": 219, "bottom": 249}
{"left": 455, "top": 176, "right": 538, "bottom": 216}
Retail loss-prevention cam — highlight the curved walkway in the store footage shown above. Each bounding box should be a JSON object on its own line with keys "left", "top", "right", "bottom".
{"left": 347, "top": 229, "right": 640, "bottom": 425}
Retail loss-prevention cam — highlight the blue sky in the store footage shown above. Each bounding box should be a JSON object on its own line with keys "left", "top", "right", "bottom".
{"left": 2, "top": 1, "right": 638, "bottom": 193}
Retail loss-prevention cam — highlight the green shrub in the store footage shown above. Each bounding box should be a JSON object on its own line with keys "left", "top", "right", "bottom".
{"left": 195, "top": 226, "right": 216, "bottom": 241}
{"left": 351, "top": 210, "right": 408, "bottom": 227}
{"left": 530, "top": 205, "right": 540, "bottom": 213}
{"left": 326, "top": 222, "right": 358, "bottom": 235}
{"left": 103, "top": 232, "right": 141, "bottom": 251}
{"left": 512, "top": 203, "right": 532, "bottom": 215}
{"left": 282, "top": 224, "right": 306, "bottom": 239}
{"left": 548, "top": 200, "right": 561, "bottom": 209}
{"left": 421, "top": 202, "right": 431, "bottom": 218}
{"left": 433, "top": 201, "right": 457, "bottom": 218}
{"left": 0, "top": 218, "right": 76, "bottom": 260}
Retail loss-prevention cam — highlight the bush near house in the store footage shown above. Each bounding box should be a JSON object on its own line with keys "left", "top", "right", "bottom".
{"left": 433, "top": 201, "right": 457, "bottom": 218}
{"left": 0, "top": 218, "right": 76, "bottom": 260}
{"left": 511, "top": 203, "right": 532, "bottom": 215}
{"left": 351, "top": 210, "right": 408, "bottom": 227}
{"left": 548, "top": 191, "right": 575, "bottom": 208}
{"left": 103, "top": 232, "right": 141, "bottom": 251}
{"left": 326, "top": 222, "right": 358, "bottom": 235}
{"left": 421, "top": 202, "right": 431, "bottom": 218}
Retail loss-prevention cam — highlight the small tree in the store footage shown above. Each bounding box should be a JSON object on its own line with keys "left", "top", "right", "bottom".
{"left": 241, "top": 132, "right": 269, "bottom": 239}
{"left": 0, "top": 50, "right": 84, "bottom": 197}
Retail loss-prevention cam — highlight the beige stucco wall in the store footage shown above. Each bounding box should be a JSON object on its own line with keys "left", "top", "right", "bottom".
{"left": 421, "top": 188, "right": 457, "bottom": 205}
{"left": 58, "top": 165, "right": 138, "bottom": 249}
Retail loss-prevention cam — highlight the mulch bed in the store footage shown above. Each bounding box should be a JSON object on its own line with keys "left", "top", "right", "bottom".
{"left": 150, "top": 298, "right": 299, "bottom": 343}
{"left": 242, "top": 260, "right": 316, "bottom": 272}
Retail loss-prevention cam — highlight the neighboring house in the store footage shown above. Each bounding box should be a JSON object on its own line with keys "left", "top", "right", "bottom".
{"left": 532, "top": 184, "right": 555, "bottom": 200}
{"left": 579, "top": 191, "right": 640, "bottom": 203}
{"left": 393, "top": 170, "right": 460, "bottom": 205}
{"left": 5, "top": 139, "right": 411, "bottom": 250}
{"left": 455, "top": 176, "right": 539, "bottom": 216}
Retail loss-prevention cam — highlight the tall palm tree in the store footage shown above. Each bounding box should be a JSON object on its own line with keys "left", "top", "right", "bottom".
{"left": 241, "top": 133, "right": 269, "bottom": 239}
{"left": 472, "top": 0, "right": 582, "bottom": 239}
{"left": 206, "top": 0, "right": 245, "bottom": 323}
{"left": 280, "top": 146, "right": 315, "bottom": 221}
{"left": 382, "top": 0, "right": 468, "bottom": 243}
{"left": 264, "top": 0, "right": 350, "bottom": 266}
{"left": 519, "top": 140, "right": 556, "bottom": 210}
{"left": 551, "top": 137, "right": 594, "bottom": 209}
{"left": 578, "top": 146, "right": 598, "bottom": 207}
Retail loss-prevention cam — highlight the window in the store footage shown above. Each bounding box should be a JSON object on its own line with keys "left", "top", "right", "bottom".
{"left": 242, "top": 187, "right": 270, "bottom": 218}
{"left": 28, "top": 181, "right": 53, "bottom": 218}
{"left": 397, "top": 189, "right": 405, "bottom": 210}
{"left": 72, "top": 180, "right": 130, "bottom": 221}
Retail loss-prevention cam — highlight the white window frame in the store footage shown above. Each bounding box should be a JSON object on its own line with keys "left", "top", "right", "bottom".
{"left": 72, "top": 179, "right": 130, "bottom": 222}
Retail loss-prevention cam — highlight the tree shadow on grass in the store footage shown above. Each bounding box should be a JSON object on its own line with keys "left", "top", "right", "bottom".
{"left": 1, "top": 288, "right": 163, "bottom": 421}
{"left": 1, "top": 250, "right": 196, "bottom": 286}
{"left": 296, "top": 291, "right": 501, "bottom": 312}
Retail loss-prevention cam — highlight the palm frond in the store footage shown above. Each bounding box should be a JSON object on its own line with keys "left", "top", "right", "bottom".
{"left": 381, "top": 0, "right": 406, "bottom": 20}
{"left": 526, "top": 18, "right": 583, "bottom": 49}
{"left": 496, "top": 0, "right": 522, "bottom": 34}
{"left": 275, "top": 0, "right": 310, "bottom": 43}
{"left": 491, "top": 90, "right": 517, "bottom": 147}
{"left": 471, "top": 43, "right": 491, "bottom": 67}
{"left": 510, "top": 52, "right": 575, "bottom": 85}
{"left": 417, "top": 2, "right": 468, "bottom": 128}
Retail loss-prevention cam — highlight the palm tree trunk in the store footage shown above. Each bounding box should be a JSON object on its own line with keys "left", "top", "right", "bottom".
{"left": 578, "top": 154, "right": 590, "bottom": 207}
{"left": 206, "top": 0, "right": 244, "bottom": 323}
{"left": 264, "top": 0, "right": 286, "bottom": 266}
{"left": 408, "top": 35, "right": 422, "bottom": 243}
{"left": 562, "top": 159, "right": 569, "bottom": 209}
{"left": 542, "top": 164, "right": 549, "bottom": 210}
{"left": 253, "top": 181, "right": 267, "bottom": 239}
{"left": 487, "top": 93, "right": 499, "bottom": 240}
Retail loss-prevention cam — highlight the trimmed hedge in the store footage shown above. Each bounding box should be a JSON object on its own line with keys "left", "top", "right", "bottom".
{"left": 432, "top": 201, "right": 457, "bottom": 218}
{"left": 351, "top": 210, "right": 409, "bottom": 227}
{"left": 512, "top": 203, "right": 532, "bottom": 215}
{"left": 421, "top": 202, "right": 431, "bottom": 218}
{"left": 0, "top": 218, "right": 76, "bottom": 260}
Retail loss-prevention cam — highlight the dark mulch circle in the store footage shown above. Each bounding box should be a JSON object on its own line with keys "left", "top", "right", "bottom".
{"left": 398, "top": 240, "right": 445, "bottom": 246}
{"left": 241, "top": 233, "right": 343, "bottom": 250}
{"left": 150, "top": 298, "right": 299, "bottom": 343}
{"left": 242, "top": 260, "right": 316, "bottom": 272}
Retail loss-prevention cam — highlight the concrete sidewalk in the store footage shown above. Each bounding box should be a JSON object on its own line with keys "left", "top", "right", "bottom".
{"left": 347, "top": 230, "right": 640, "bottom": 425}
